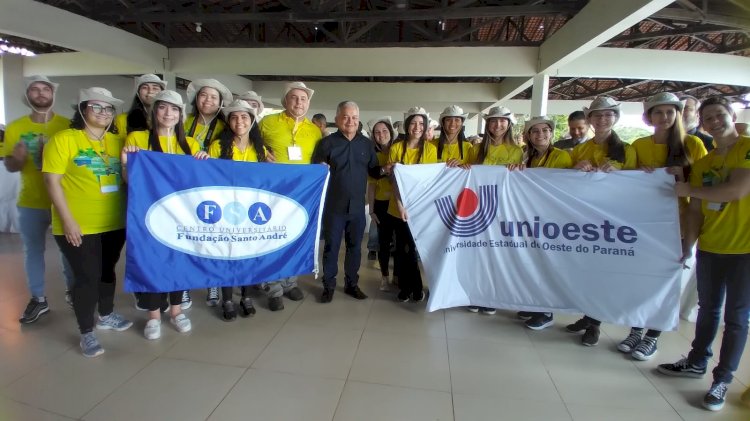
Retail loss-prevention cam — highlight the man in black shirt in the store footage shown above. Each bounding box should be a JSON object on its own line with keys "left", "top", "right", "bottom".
{"left": 312, "top": 101, "right": 391, "bottom": 303}
{"left": 680, "top": 95, "right": 714, "bottom": 151}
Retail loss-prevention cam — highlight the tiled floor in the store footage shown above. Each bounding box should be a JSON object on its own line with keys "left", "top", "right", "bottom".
{"left": 0, "top": 233, "right": 749, "bottom": 420}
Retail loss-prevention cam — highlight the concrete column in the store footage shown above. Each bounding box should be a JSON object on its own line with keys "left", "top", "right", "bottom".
{"left": 162, "top": 71, "right": 177, "bottom": 91}
{"left": 1, "top": 54, "right": 26, "bottom": 124}
{"left": 529, "top": 74, "right": 549, "bottom": 117}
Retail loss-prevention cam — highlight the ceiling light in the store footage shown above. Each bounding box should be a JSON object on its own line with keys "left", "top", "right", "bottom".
{"left": 195, "top": 22, "right": 202, "bottom": 33}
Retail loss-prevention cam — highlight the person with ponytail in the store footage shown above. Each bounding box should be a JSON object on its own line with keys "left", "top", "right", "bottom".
{"left": 566, "top": 96, "right": 636, "bottom": 347}
{"left": 388, "top": 107, "right": 438, "bottom": 303}
{"left": 433, "top": 105, "right": 473, "bottom": 166}
{"left": 42, "top": 87, "right": 132, "bottom": 357}
{"left": 114, "top": 74, "right": 166, "bottom": 135}
{"left": 616, "top": 93, "right": 707, "bottom": 360}
{"left": 208, "top": 99, "right": 269, "bottom": 320}
{"left": 511, "top": 116, "right": 572, "bottom": 329}
{"left": 121, "top": 90, "right": 208, "bottom": 340}
{"left": 469, "top": 106, "right": 523, "bottom": 166}
{"left": 367, "top": 116, "right": 399, "bottom": 291}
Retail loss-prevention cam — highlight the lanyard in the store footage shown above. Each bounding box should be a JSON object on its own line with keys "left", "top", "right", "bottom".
{"left": 187, "top": 114, "right": 218, "bottom": 149}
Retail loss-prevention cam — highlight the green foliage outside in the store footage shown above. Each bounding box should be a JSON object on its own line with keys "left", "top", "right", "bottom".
{"left": 514, "top": 114, "right": 650, "bottom": 144}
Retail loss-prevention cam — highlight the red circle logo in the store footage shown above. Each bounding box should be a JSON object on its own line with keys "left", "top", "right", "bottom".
{"left": 456, "top": 188, "right": 479, "bottom": 217}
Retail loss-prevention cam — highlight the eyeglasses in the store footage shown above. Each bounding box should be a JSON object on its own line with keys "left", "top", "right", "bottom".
{"left": 87, "top": 104, "right": 116, "bottom": 116}
{"left": 529, "top": 128, "right": 552, "bottom": 135}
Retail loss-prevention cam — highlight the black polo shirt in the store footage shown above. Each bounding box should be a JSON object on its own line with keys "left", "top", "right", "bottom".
{"left": 312, "top": 130, "right": 382, "bottom": 214}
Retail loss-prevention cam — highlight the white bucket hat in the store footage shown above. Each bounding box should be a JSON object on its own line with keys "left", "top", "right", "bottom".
{"left": 583, "top": 96, "right": 620, "bottom": 120}
{"left": 483, "top": 106, "right": 517, "bottom": 124}
{"left": 644, "top": 92, "right": 684, "bottom": 114}
{"left": 282, "top": 82, "right": 314, "bottom": 103}
{"left": 186, "top": 79, "right": 233, "bottom": 107}
{"left": 134, "top": 74, "right": 167, "bottom": 91}
{"left": 524, "top": 116, "right": 555, "bottom": 135}
{"left": 404, "top": 106, "right": 429, "bottom": 122}
{"left": 221, "top": 99, "right": 258, "bottom": 122}
{"left": 152, "top": 90, "right": 185, "bottom": 112}
{"left": 23, "top": 75, "right": 59, "bottom": 107}
{"left": 238, "top": 91, "right": 264, "bottom": 115}
{"left": 367, "top": 116, "right": 394, "bottom": 135}
{"left": 440, "top": 105, "right": 468, "bottom": 121}
{"left": 71, "top": 87, "right": 124, "bottom": 110}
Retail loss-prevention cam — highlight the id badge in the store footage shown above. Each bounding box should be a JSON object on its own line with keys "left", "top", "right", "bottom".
{"left": 99, "top": 174, "right": 119, "bottom": 193}
{"left": 287, "top": 145, "right": 303, "bottom": 161}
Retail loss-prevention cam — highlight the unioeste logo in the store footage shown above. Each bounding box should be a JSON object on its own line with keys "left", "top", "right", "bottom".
{"left": 145, "top": 186, "right": 308, "bottom": 260}
{"left": 434, "top": 185, "right": 498, "bottom": 237}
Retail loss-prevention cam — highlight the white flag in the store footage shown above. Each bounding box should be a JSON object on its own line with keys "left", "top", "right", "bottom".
{"left": 394, "top": 164, "right": 683, "bottom": 331}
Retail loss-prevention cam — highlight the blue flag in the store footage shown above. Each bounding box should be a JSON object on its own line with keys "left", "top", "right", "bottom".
{"left": 124, "top": 151, "right": 329, "bottom": 293}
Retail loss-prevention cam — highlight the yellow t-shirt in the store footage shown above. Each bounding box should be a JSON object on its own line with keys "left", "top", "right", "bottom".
{"left": 469, "top": 142, "right": 523, "bottom": 166}
{"left": 208, "top": 141, "right": 260, "bottom": 162}
{"left": 387, "top": 140, "right": 438, "bottom": 218}
{"left": 125, "top": 131, "right": 200, "bottom": 155}
{"left": 570, "top": 140, "right": 637, "bottom": 170}
{"left": 632, "top": 135, "right": 707, "bottom": 168}
{"left": 114, "top": 113, "right": 127, "bottom": 136}
{"left": 42, "top": 129, "right": 125, "bottom": 235}
{"left": 258, "top": 112, "right": 322, "bottom": 164}
{"left": 530, "top": 147, "right": 572, "bottom": 169}
{"left": 369, "top": 150, "right": 392, "bottom": 201}
{"left": 689, "top": 136, "right": 750, "bottom": 254}
{"left": 429, "top": 139, "right": 473, "bottom": 164}
{"left": 3, "top": 114, "right": 70, "bottom": 209}
{"left": 184, "top": 115, "right": 225, "bottom": 149}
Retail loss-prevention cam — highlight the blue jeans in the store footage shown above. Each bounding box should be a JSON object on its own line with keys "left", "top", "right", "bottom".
{"left": 688, "top": 251, "right": 750, "bottom": 384}
{"left": 321, "top": 211, "right": 366, "bottom": 289}
{"left": 18, "top": 206, "right": 74, "bottom": 298}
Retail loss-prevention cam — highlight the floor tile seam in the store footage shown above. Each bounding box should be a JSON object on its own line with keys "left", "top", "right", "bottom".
{"left": 0, "top": 341, "right": 74, "bottom": 390}
{"left": 342, "top": 378, "right": 454, "bottom": 395}
{"left": 244, "top": 295, "right": 308, "bottom": 369}
{"left": 527, "top": 325, "right": 575, "bottom": 421}
{"left": 1, "top": 394, "right": 80, "bottom": 420}
{"left": 443, "top": 310, "right": 457, "bottom": 421}
{"left": 624, "top": 364, "right": 689, "bottom": 420}
{"left": 76, "top": 354, "right": 160, "bottom": 420}
{"left": 203, "top": 365, "right": 253, "bottom": 421}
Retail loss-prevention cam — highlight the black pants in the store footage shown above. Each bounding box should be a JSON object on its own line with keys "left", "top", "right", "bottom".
{"left": 373, "top": 200, "right": 399, "bottom": 278}
{"left": 392, "top": 217, "right": 423, "bottom": 296}
{"left": 55, "top": 229, "right": 125, "bottom": 334}
{"left": 142, "top": 291, "right": 183, "bottom": 311}
{"left": 221, "top": 286, "right": 252, "bottom": 301}
{"left": 321, "top": 211, "right": 366, "bottom": 289}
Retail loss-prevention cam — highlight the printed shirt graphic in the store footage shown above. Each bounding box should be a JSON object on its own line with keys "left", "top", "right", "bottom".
{"left": 208, "top": 141, "right": 260, "bottom": 162}
{"left": 184, "top": 115, "right": 225, "bottom": 149}
{"left": 42, "top": 129, "right": 126, "bottom": 235}
{"left": 570, "top": 140, "right": 637, "bottom": 169}
{"left": 689, "top": 135, "right": 750, "bottom": 254}
{"left": 258, "top": 112, "right": 322, "bottom": 164}
{"left": 3, "top": 115, "right": 70, "bottom": 208}
{"left": 429, "top": 139, "right": 473, "bottom": 164}
{"left": 126, "top": 131, "right": 201, "bottom": 155}
{"left": 387, "top": 140, "right": 438, "bottom": 218}
{"left": 468, "top": 142, "right": 523, "bottom": 166}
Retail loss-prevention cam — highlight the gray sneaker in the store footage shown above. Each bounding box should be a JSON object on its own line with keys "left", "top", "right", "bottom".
{"left": 96, "top": 312, "right": 133, "bottom": 331}
{"left": 80, "top": 332, "right": 104, "bottom": 357}
{"left": 19, "top": 297, "right": 49, "bottom": 324}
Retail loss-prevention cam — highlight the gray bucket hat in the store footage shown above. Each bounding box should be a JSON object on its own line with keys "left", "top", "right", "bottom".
{"left": 221, "top": 99, "right": 258, "bottom": 122}
{"left": 152, "top": 90, "right": 186, "bottom": 112}
{"left": 23, "top": 75, "right": 59, "bottom": 108}
{"left": 483, "top": 106, "right": 517, "bottom": 124}
{"left": 524, "top": 116, "right": 555, "bottom": 135}
{"left": 238, "top": 91, "right": 264, "bottom": 115}
{"left": 71, "top": 87, "right": 124, "bottom": 110}
{"left": 134, "top": 74, "right": 167, "bottom": 91}
{"left": 186, "top": 79, "right": 233, "bottom": 107}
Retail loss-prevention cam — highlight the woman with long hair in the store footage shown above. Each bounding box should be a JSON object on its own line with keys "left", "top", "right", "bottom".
{"left": 388, "top": 107, "right": 438, "bottom": 303}
{"left": 208, "top": 99, "right": 270, "bottom": 321}
{"left": 114, "top": 74, "right": 166, "bottom": 135}
{"left": 566, "top": 96, "right": 637, "bottom": 347}
{"left": 121, "top": 90, "right": 207, "bottom": 340}
{"left": 513, "top": 116, "right": 573, "bottom": 329}
{"left": 470, "top": 106, "right": 523, "bottom": 166}
{"left": 616, "top": 93, "right": 706, "bottom": 359}
{"left": 184, "top": 79, "right": 233, "bottom": 306}
{"left": 42, "top": 87, "right": 132, "bottom": 357}
{"left": 367, "top": 116, "right": 398, "bottom": 291}
{"left": 433, "top": 105, "right": 473, "bottom": 166}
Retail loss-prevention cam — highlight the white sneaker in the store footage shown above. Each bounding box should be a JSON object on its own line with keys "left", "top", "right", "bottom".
{"left": 144, "top": 318, "right": 161, "bottom": 340}
{"left": 379, "top": 276, "right": 390, "bottom": 291}
{"left": 170, "top": 313, "right": 192, "bottom": 333}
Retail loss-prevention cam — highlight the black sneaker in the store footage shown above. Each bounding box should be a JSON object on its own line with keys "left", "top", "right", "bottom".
{"left": 617, "top": 329, "right": 643, "bottom": 353}
{"left": 525, "top": 313, "right": 554, "bottom": 330}
{"left": 481, "top": 307, "right": 497, "bottom": 315}
{"left": 566, "top": 317, "right": 591, "bottom": 333}
{"left": 631, "top": 336, "right": 658, "bottom": 361}
{"left": 320, "top": 288, "right": 334, "bottom": 303}
{"left": 467, "top": 306, "right": 480, "bottom": 313}
{"left": 221, "top": 300, "right": 237, "bottom": 321}
{"left": 517, "top": 311, "right": 534, "bottom": 321}
{"left": 344, "top": 286, "right": 367, "bottom": 300}
{"left": 703, "top": 382, "right": 728, "bottom": 411}
{"left": 367, "top": 251, "right": 377, "bottom": 261}
{"left": 657, "top": 358, "right": 706, "bottom": 378}
{"left": 19, "top": 298, "right": 49, "bottom": 324}
{"left": 397, "top": 290, "right": 410, "bottom": 302}
{"left": 411, "top": 290, "right": 425, "bottom": 302}
{"left": 268, "top": 296, "right": 284, "bottom": 311}
{"left": 581, "top": 325, "right": 600, "bottom": 346}
{"left": 239, "top": 297, "right": 256, "bottom": 317}
{"left": 285, "top": 287, "right": 304, "bottom": 301}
